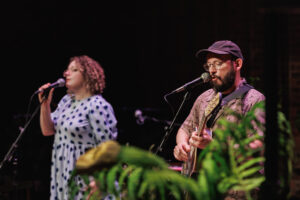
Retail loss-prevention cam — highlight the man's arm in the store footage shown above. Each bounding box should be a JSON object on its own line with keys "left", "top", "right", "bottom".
{"left": 173, "top": 128, "right": 191, "bottom": 161}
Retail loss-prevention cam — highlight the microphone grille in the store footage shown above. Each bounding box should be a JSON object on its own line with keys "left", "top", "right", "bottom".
{"left": 134, "top": 109, "right": 142, "bottom": 117}
{"left": 201, "top": 72, "right": 211, "bottom": 83}
{"left": 57, "top": 78, "right": 66, "bottom": 87}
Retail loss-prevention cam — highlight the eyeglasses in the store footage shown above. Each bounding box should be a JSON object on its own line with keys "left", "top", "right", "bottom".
{"left": 203, "top": 61, "right": 225, "bottom": 71}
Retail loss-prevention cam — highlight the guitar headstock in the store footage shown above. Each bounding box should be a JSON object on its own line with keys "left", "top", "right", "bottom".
{"left": 204, "top": 92, "right": 222, "bottom": 117}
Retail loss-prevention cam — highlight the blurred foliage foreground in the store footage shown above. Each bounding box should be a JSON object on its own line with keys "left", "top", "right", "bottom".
{"left": 69, "top": 102, "right": 294, "bottom": 200}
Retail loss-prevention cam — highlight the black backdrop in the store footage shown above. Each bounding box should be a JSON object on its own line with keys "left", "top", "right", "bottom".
{"left": 0, "top": 0, "right": 296, "bottom": 199}
{"left": 0, "top": 1, "right": 211, "bottom": 198}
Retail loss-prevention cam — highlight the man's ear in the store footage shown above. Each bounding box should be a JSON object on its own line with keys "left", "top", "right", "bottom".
{"left": 235, "top": 58, "right": 243, "bottom": 71}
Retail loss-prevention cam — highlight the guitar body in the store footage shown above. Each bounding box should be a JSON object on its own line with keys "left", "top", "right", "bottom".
{"left": 181, "top": 121, "right": 209, "bottom": 177}
{"left": 181, "top": 146, "right": 197, "bottom": 177}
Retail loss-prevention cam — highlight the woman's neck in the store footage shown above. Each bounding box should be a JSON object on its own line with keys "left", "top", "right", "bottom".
{"left": 73, "top": 88, "right": 93, "bottom": 100}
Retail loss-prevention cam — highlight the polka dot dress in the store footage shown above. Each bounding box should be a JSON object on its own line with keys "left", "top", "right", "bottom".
{"left": 50, "top": 94, "right": 118, "bottom": 200}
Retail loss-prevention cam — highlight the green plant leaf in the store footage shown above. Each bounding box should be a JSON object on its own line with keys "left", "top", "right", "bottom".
{"left": 239, "top": 166, "right": 263, "bottom": 179}
{"left": 128, "top": 167, "right": 143, "bottom": 200}
{"left": 119, "top": 146, "right": 168, "bottom": 170}
{"left": 237, "top": 157, "right": 265, "bottom": 173}
{"left": 107, "top": 164, "right": 121, "bottom": 195}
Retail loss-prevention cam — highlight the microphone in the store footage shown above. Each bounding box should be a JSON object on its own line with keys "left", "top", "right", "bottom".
{"left": 34, "top": 78, "right": 65, "bottom": 95}
{"left": 168, "top": 72, "right": 211, "bottom": 94}
{"left": 134, "top": 109, "right": 146, "bottom": 125}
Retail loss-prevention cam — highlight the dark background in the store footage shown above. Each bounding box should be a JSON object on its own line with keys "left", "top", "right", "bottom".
{"left": 1, "top": 0, "right": 300, "bottom": 199}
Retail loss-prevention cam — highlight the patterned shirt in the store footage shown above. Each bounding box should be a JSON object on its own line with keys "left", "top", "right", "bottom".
{"left": 180, "top": 78, "right": 265, "bottom": 136}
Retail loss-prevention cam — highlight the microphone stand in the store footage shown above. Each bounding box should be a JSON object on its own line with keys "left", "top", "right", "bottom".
{"left": 0, "top": 98, "right": 42, "bottom": 170}
{"left": 154, "top": 90, "right": 191, "bottom": 155}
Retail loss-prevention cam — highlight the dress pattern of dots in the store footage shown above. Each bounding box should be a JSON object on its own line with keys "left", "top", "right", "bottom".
{"left": 50, "top": 94, "right": 118, "bottom": 200}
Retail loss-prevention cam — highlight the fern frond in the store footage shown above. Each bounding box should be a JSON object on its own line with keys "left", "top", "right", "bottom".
{"left": 239, "top": 166, "right": 263, "bottom": 179}
{"left": 142, "top": 169, "right": 200, "bottom": 200}
{"left": 118, "top": 165, "right": 133, "bottom": 191}
{"left": 198, "top": 170, "right": 211, "bottom": 200}
{"left": 118, "top": 146, "right": 168, "bottom": 169}
{"left": 128, "top": 167, "right": 143, "bottom": 200}
{"left": 202, "top": 154, "right": 220, "bottom": 183}
{"left": 137, "top": 180, "right": 149, "bottom": 198}
{"left": 218, "top": 177, "right": 239, "bottom": 193}
{"left": 97, "top": 169, "right": 108, "bottom": 191}
{"left": 236, "top": 148, "right": 262, "bottom": 163}
{"left": 165, "top": 184, "right": 181, "bottom": 200}
{"left": 232, "top": 176, "right": 265, "bottom": 191}
{"left": 107, "top": 164, "right": 122, "bottom": 195}
{"left": 237, "top": 157, "right": 265, "bottom": 173}
{"left": 211, "top": 153, "right": 230, "bottom": 176}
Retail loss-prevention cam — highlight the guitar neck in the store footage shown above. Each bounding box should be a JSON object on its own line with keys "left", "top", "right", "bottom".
{"left": 181, "top": 114, "right": 208, "bottom": 177}
{"left": 196, "top": 113, "right": 208, "bottom": 137}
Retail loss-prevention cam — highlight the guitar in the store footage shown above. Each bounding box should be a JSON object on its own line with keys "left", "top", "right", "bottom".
{"left": 181, "top": 92, "right": 222, "bottom": 178}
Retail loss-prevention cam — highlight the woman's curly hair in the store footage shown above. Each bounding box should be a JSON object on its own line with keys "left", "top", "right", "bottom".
{"left": 70, "top": 55, "right": 106, "bottom": 94}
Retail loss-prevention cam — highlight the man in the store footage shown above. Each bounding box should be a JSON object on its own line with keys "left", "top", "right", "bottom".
{"left": 173, "top": 40, "right": 265, "bottom": 199}
{"left": 173, "top": 40, "right": 265, "bottom": 164}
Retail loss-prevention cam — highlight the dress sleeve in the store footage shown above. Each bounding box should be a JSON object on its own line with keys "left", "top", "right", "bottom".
{"left": 51, "top": 94, "right": 69, "bottom": 124}
{"left": 88, "top": 98, "right": 118, "bottom": 144}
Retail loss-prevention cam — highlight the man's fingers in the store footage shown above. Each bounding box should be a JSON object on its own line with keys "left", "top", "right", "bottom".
{"left": 182, "top": 143, "right": 191, "bottom": 152}
{"left": 174, "top": 145, "right": 189, "bottom": 161}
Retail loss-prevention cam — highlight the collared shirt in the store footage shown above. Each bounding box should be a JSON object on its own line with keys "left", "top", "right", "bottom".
{"left": 180, "top": 78, "right": 265, "bottom": 136}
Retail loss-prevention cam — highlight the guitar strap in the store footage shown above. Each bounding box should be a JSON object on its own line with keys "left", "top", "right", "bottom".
{"left": 206, "top": 83, "right": 253, "bottom": 128}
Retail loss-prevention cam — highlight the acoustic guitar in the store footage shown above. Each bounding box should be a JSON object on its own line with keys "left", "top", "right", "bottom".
{"left": 181, "top": 92, "right": 222, "bottom": 177}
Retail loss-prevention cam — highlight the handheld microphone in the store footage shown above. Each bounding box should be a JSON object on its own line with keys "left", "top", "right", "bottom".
{"left": 34, "top": 78, "right": 65, "bottom": 95}
{"left": 168, "top": 72, "right": 211, "bottom": 95}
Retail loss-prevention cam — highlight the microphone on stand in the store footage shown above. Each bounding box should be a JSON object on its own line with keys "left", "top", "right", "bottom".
{"left": 168, "top": 72, "right": 211, "bottom": 95}
{"left": 134, "top": 109, "right": 146, "bottom": 125}
{"left": 34, "top": 78, "right": 65, "bottom": 95}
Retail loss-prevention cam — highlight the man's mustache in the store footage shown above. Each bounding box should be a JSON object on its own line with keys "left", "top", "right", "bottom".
{"left": 211, "top": 75, "right": 221, "bottom": 80}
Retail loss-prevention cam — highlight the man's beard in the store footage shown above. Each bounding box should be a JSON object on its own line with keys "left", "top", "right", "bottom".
{"left": 211, "top": 66, "right": 236, "bottom": 92}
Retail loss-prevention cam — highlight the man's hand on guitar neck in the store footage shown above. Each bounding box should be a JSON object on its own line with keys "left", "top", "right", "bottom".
{"left": 189, "top": 128, "right": 212, "bottom": 149}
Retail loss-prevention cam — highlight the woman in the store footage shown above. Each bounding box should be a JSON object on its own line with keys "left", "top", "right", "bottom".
{"left": 38, "top": 55, "right": 118, "bottom": 200}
